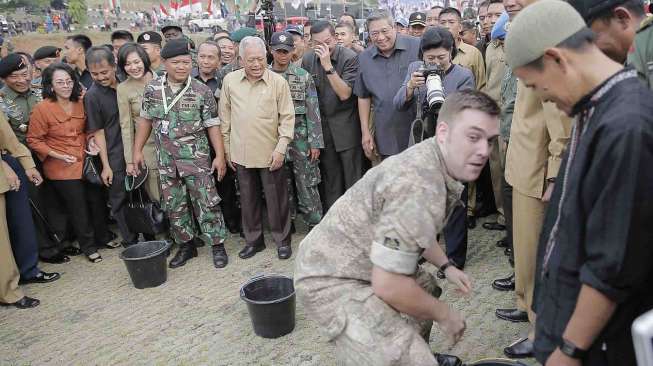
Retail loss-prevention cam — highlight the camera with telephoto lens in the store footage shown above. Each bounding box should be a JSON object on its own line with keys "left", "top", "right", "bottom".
{"left": 418, "top": 63, "right": 446, "bottom": 112}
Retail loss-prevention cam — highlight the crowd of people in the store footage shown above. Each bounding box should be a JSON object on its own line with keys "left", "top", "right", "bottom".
{"left": 0, "top": 0, "right": 652, "bottom": 364}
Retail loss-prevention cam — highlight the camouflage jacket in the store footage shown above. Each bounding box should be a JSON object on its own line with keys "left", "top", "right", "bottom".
{"left": 214, "top": 62, "right": 242, "bottom": 101}
{"left": 0, "top": 85, "right": 42, "bottom": 144}
{"left": 499, "top": 67, "right": 518, "bottom": 141}
{"left": 140, "top": 75, "right": 220, "bottom": 178}
{"left": 270, "top": 63, "right": 324, "bottom": 155}
{"left": 628, "top": 16, "right": 653, "bottom": 90}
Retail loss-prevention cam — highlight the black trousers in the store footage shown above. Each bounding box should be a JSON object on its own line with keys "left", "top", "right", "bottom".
{"left": 444, "top": 184, "right": 468, "bottom": 267}
{"left": 236, "top": 164, "right": 291, "bottom": 248}
{"left": 49, "top": 179, "right": 100, "bottom": 255}
{"left": 216, "top": 166, "right": 241, "bottom": 231}
{"left": 107, "top": 168, "right": 137, "bottom": 244}
{"left": 502, "top": 176, "right": 514, "bottom": 262}
{"left": 319, "top": 127, "right": 364, "bottom": 211}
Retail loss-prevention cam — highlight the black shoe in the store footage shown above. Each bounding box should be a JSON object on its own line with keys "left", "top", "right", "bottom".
{"left": 169, "top": 241, "right": 198, "bottom": 268}
{"left": 62, "top": 246, "right": 82, "bottom": 256}
{"left": 290, "top": 222, "right": 296, "bottom": 235}
{"left": 492, "top": 273, "right": 515, "bottom": 291}
{"left": 496, "top": 308, "right": 529, "bottom": 322}
{"left": 0, "top": 296, "right": 40, "bottom": 309}
{"left": 504, "top": 338, "right": 534, "bottom": 359}
{"left": 212, "top": 244, "right": 228, "bottom": 268}
{"left": 467, "top": 216, "right": 477, "bottom": 229}
{"left": 238, "top": 243, "right": 266, "bottom": 259}
{"left": 193, "top": 237, "right": 205, "bottom": 247}
{"left": 277, "top": 245, "right": 292, "bottom": 260}
{"left": 19, "top": 271, "right": 60, "bottom": 285}
{"left": 433, "top": 353, "right": 463, "bottom": 366}
{"left": 504, "top": 247, "right": 513, "bottom": 257}
{"left": 496, "top": 238, "right": 508, "bottom": 248}
{"left": 40, "top": 254, "right": 70, "bottom": 264}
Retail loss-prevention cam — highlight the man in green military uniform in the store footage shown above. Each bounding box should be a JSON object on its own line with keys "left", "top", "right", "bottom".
{"left": 269, "top": 31, "right": 324, "bottom": 227}
{"left": 568, "top": 0, "right": 653, "bottom": 89}
{"left": 137, "top": 31, "right": 166, "bottom": 76}
{"left": 161, "top": 22, "right": 198, "bottom": 69}
{"left": 134, "top": 38, "right": 230, "bottom": 269}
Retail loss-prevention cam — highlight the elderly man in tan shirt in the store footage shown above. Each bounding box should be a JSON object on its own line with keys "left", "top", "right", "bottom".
{"left": 219, "top": 36, "right": 296, "bottom": 260}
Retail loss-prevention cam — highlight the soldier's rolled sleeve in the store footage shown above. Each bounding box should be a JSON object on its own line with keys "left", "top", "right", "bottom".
{"left": 371, "top": 185, "right": 446, "bottom": 275}
{"left": 306, "top": 77, "right": 324, "bottom": 149}
{"left": 275, "top": 81, "right": 295, "bottom": 155}
{"left": 201, "top": 88, "right": 221, "bottom": 128}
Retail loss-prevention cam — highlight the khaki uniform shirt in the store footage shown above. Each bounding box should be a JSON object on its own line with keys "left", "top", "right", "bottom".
{"left": 483, "top": 40, "right": 506, "bottom": 102}
{"left": 117, "top": 76, "right": 157, "bottom": 168}
{"left": 453, "top": 41, "right": 486, "bottom": 90}
{"left": 628, "top": 16, "right": 653, "bottom": 90}
{"left": 295, "top": 138, "right": 464, "bottom": 338}
{"left": 0, "top": 113, "right": 35, "bottom": 194}
{"left": 505, "top": 81, "right": 572, "bottom": 198}
{"left": 219, "top": 69, "right": 295, "bottom": 168}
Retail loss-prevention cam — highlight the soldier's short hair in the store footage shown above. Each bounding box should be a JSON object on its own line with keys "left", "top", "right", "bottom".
{"left": 437, "top": 90, "right": 500, "bottom": 125}
{"left": 67, "top": 34, "right": 92, "bottom": 52}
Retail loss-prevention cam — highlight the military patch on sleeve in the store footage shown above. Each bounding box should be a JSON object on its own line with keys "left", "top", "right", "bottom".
{"left": 383, "top": 237, "right": 402, "bottom": 250}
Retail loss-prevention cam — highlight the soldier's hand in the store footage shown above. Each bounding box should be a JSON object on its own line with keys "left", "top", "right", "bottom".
{"left": 444, "top": 266, "right": 472, "bottom": 295}
{"left": 2, "top": 161, "right": 20, "bottom": 191}
{"left": 101, "top": 166, "right": 114, "bottom": 186}
{"left": 211, "top": 156, "right": 227, "bottom": 181}
{"left": 132, "top": 151, "right": 145, "bottom": 176}
{"left": 269, "top": 151, "right": 285, "bottom": 171}
{"left": 309, "top": 148, "right": 320, "bottom": 162}
{"left": 25, "top": 168, "right": 43, "bottom": 186}
{"left": 438, "top": 307, "right": 466, "bottom": 346}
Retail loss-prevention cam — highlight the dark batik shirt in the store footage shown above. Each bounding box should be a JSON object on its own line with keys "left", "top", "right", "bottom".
{"left": 533, "top": 68, "right": 653, "bottom": 364}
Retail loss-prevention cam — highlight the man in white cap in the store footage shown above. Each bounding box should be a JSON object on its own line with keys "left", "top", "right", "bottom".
{"left": 505, "top": 1, "right": 653, "bottom": 365}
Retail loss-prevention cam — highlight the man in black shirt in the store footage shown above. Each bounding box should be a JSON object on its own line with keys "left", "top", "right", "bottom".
{"left": 85, "top": 46, "right": 138, "bottom": 248}
{"left": 63, "top": 34, "right": 93, "bottom": 89}
{"left": 506, "top": 2, "right": 653, "bottom": 365}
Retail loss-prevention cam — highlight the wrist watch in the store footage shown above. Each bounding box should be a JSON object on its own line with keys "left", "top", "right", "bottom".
{"left": 560, "top": 338, "right": 587, "bottom": 359}
{"left": 439, "top": 261, "right": 454, "bottom": 273}
{"left": 325, "top": 67, "right": 336, "bottom": 75}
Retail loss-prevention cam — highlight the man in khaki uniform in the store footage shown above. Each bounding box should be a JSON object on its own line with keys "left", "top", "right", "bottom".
{"left": 295, "top": 91, "right": 500, "bottom": 366}
{"left": 439, "top": 7, "right": 487, "bottom": 90}
{"left": 495, "top": 0, "right": 573, "bottom": 358}
{"left": 0, "top": 113, "right": 40, "bottom": 309}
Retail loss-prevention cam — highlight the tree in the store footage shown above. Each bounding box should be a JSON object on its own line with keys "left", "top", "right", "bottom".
{"left": 68, "top": 0, "right": 87, "bottom": 25}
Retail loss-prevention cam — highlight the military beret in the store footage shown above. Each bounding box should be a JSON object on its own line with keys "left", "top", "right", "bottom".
{"left": 567, "top": 0, "right": 632, "bottom": 24}
{"left": 505, "top": 0, "right": 586, "bottom": 69}
{"left": 161, "top": 23, "right": 183, "bottom": 34}
{"left": 0, "top": 53, "right": 28, "bottom": 78}
{"left": 33, "top": 46, "right": 61, "bottom": 61}
{"left": 137, "top": 31, "right": 163, "bottom": 46}
{"left": 160, "top": 38, "right": 191, "bottom": 59}
{"left": 230, "top": 27, "right": 258, "bottom": 43}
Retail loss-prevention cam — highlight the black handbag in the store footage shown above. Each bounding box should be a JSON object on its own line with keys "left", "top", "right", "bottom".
{"left": 124, "top": 175, "right": 168, "bottom": 235}
{"left": 83, "top": 155, "right": 103, "bottom": 185}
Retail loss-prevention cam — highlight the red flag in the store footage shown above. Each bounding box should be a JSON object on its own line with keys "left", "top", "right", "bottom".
{"left": 160, "top": 3, "right": 169, "bottom": 16}
{"left": 207, "top": 0, "right": 213, "bottom": 15}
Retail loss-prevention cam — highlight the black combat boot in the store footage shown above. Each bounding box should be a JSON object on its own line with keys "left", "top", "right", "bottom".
{"left": 169, "top": 241, "right": 198, "bottom": 268}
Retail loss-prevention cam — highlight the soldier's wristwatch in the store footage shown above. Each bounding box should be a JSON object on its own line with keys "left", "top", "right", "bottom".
{"left": 560, "top": 338, "right": 587, "bottom": 359}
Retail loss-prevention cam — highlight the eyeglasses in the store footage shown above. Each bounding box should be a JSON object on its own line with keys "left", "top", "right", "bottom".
{"left": 53, "top": 80, "right": 75, "bottom": 87}
{"left": 369, "top": 27, "right": 393, "bottom": 39}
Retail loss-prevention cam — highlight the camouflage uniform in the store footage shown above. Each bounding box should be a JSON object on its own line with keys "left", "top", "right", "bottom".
{"left": 140, "top": 75, "right": 227, "bottom": 246}
{"left": 0, "top": 85, "right": 42, "bottom": 144}
{"left": 214, "top": 62, "right": 242, "bottom": 102}
{"left": 499, "top": 66, "right": 518, "bottom": 167}
{"left": 295, "top": 138, "right": 464, "bottom": 366}
{"left": 628, "top": 16, "right": 653, "bottom": 90}
{"left": 271, "top": 64, "right": 324, "bottom": 226}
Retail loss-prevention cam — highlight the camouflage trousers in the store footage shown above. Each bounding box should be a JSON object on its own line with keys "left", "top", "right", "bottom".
{"left": 160, "top": 171, "right": 227, "bottom": 246}
{"left": 296, "top": 267, "right": 441, "bottom": 366}
{"left": 286, "top": 144, "right": 323, "bottom": 226}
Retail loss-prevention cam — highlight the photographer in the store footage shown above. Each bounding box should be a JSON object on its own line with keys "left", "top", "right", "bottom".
{"left": 393, "top": 26, "right": 475, "bottom": 138}
{"left": 393, "top": 26, "right": 475, "bottom": 274}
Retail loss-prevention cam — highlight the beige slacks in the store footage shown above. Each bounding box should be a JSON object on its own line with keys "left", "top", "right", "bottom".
{"left": 512, "top": 189, "right": 546, "bottom": 333}
{"left": 0, "top": 195, "right": 24, "bottom": 303}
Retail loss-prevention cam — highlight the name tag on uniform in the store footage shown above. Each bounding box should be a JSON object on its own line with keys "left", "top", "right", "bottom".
{"left": 161, "top": 120, "right": 170, "bottom": 135}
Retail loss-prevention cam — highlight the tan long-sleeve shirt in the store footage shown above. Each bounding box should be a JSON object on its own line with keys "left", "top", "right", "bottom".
{"left": 0, "top": 113, "right": 35, "bottom": 194}
{"left": 117, "top": 77, "right": 157, "bottom": 168}
{"left": 219, "top": 69, "right": 295, "bottom": 168}
{"left": 505, "top": 81, "right": 572, "bottom": 198}
{"left": 454, "top": 41, "right": 487, "bottom": 91}
{"left": 483, "top": 40, "right": 506, "bottom": 103}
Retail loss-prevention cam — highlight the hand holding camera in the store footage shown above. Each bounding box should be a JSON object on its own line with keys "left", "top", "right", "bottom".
{"left": 408, "top": 71, "right": 426, "bottom": 91}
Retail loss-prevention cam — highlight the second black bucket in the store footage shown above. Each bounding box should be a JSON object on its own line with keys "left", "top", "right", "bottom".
{"left": 119, "top": 241, "right": 172, "bottom": 289}
{"left": 240, "top": 274, "right": 296, "bottom": 338}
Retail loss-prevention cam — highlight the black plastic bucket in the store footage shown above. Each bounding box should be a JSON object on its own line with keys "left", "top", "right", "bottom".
{"left": 119, "top": 241, "right": 172, "bottom": 289}
{"left": 468, "top": 359, "right": 530, "bottom": 366}
{"left": 240, "top": 274, "right": 296, "bottom": 338}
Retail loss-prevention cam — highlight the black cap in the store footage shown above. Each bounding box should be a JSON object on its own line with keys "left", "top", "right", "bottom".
{"left": 0, "top": 54, "right": 27, "bottom": 78}
{"left": 33, "top": 46, "right": 61, "bottom": 61}
{"left": 160, "top": 38, "right": 191, "bottom": 59}
{"left": 409, "top": 12, "right": 427, "bottom": 27}
{"left": 567, "top": 0, "right": 629, "bottom": 23}
{"left": 137, "top": 31, "right": 163, "bottom": 46}
{"left": 161, "top": 23, "right": 183, "bottom": 34}
{"left": 270, "top": 32, "right": 295, "bottom": 51}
